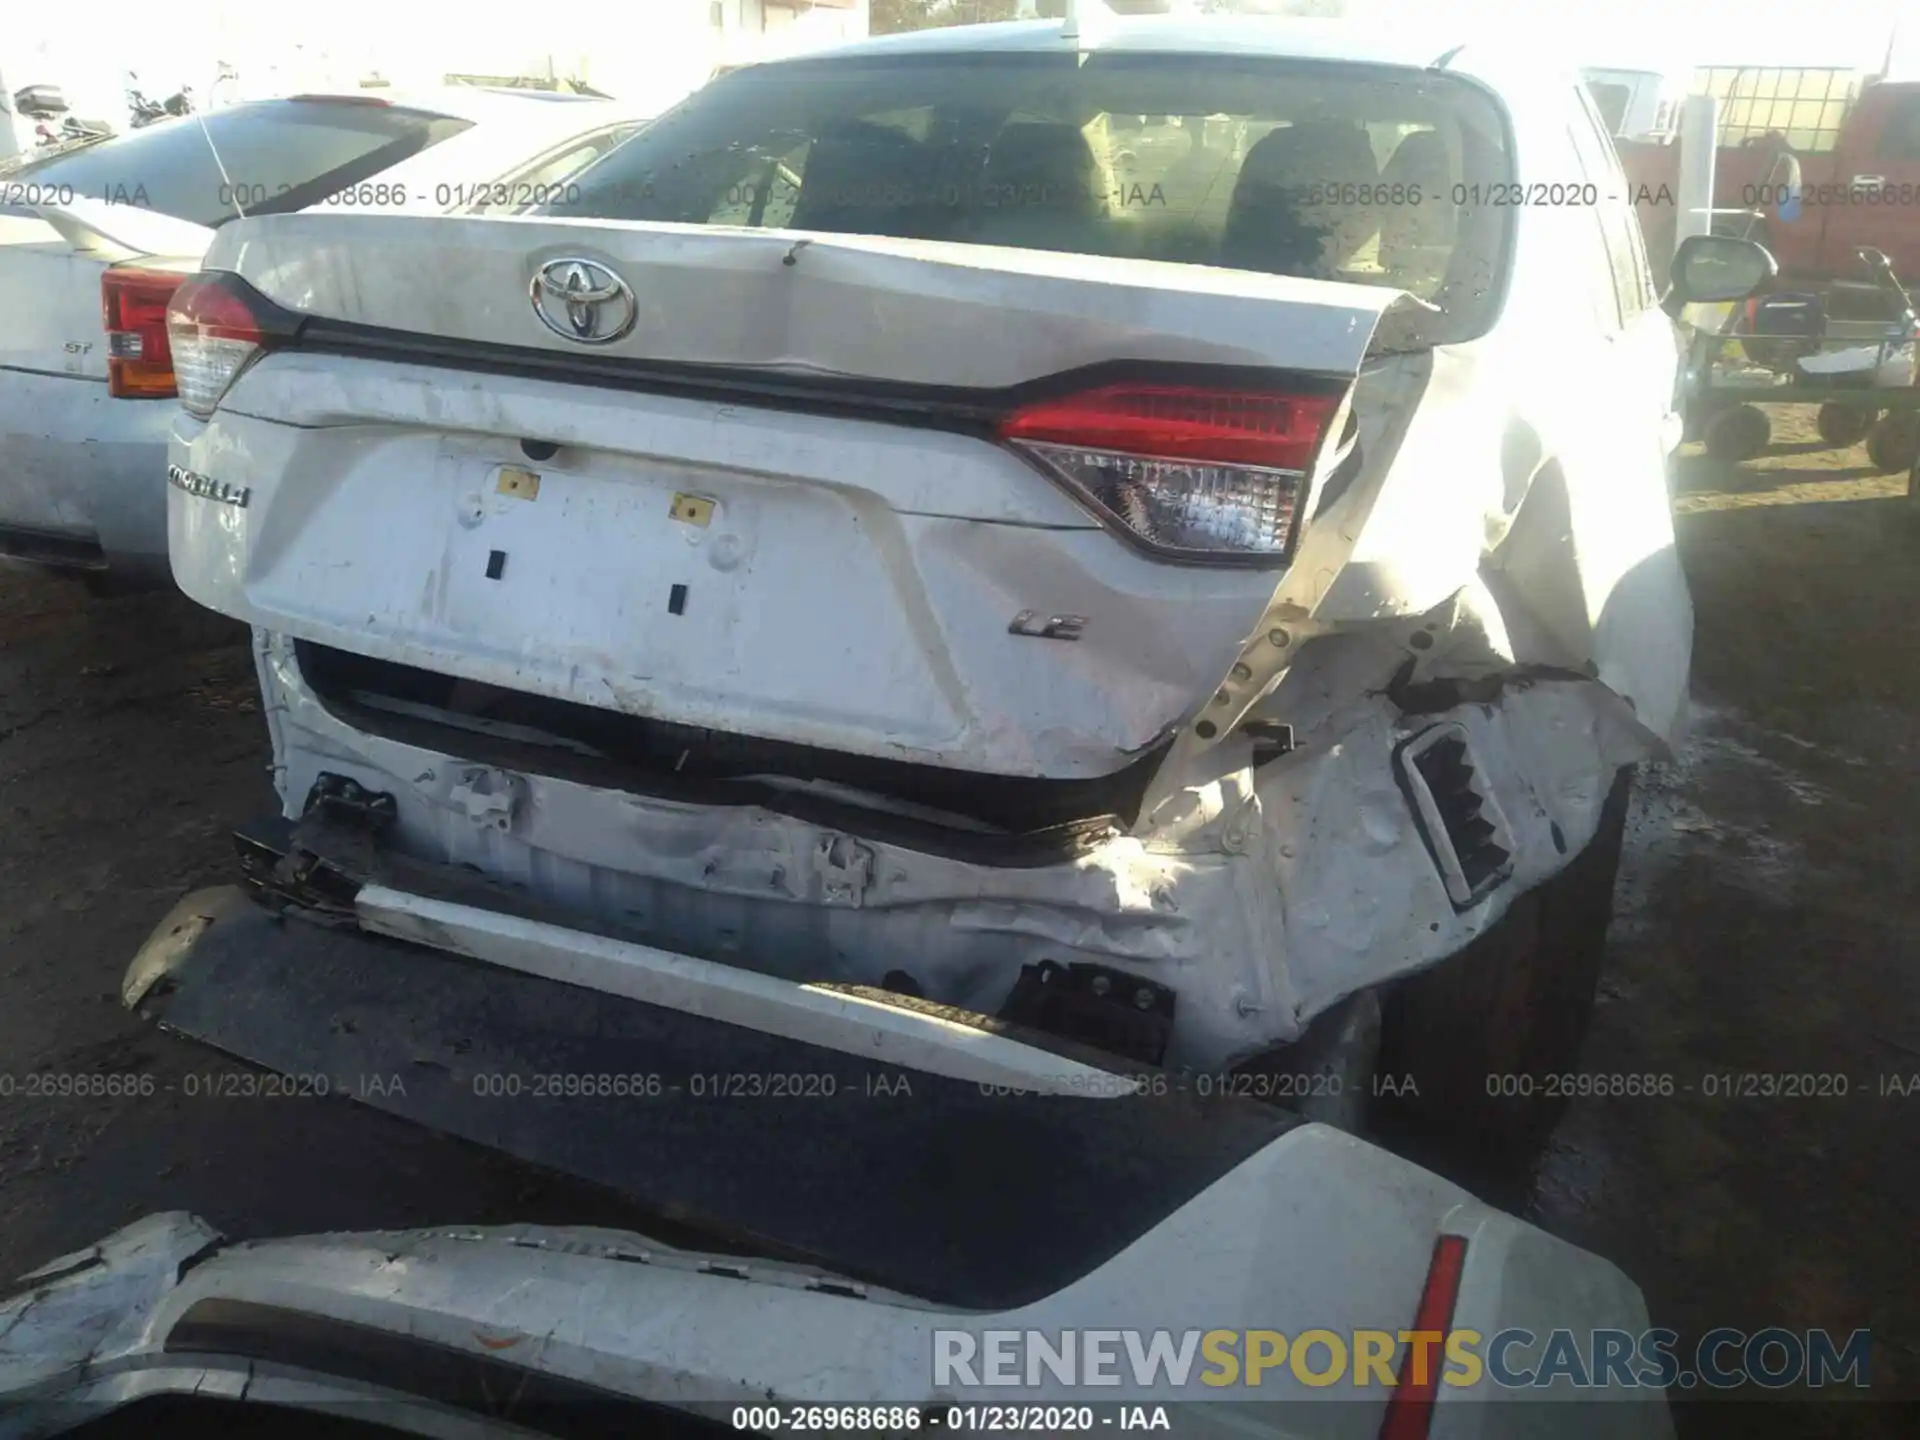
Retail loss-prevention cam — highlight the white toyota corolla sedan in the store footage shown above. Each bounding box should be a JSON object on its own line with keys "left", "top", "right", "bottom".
{"left": 152, "top": 12, "right": 1773, "bottom": 1153}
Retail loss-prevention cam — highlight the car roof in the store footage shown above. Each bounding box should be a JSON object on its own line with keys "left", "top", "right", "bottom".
{"left": 806, "top": 15, "right": 1448, "bottom": 64}
{"left": 754, "top": 15, "right": 1559, "bottom": 97}
{"left": 1, "top": 90, "right": 652, "bottom": 175}
{"left": 267, "top": 87, "right": 633, "bottom": 122}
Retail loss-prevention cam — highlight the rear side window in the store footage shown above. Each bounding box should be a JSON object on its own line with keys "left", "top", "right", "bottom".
{"left": 462, "top": 122, "right": 652, "bottom": 216}
{"left": 14, "top": 101, "right": 473, "bottom": 227}
{"left": 1568, "top": 87, "right": 1655, "bottom": 321}
{"left": 547, "top": 53, "right": 1514, "bottom": 341}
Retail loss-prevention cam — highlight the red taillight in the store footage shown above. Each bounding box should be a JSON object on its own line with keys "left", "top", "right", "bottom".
{"left": 166, "top": 272, "right": 279, "bottom": 417}
{"left": 996, "top": 383, "right": 1343, "bottom": 563}
{"left": 101, "top": 267, "right": 188, "bottom": 399}
{"left": 1000, "top": 384, "right": 1338, "bottom": 472}
{"left": 1377, "top": 1234, "right": 1470, "bottom": 1440}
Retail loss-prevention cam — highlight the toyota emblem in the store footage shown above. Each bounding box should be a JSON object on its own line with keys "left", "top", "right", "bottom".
{"left": 529, "top": 257, "right": 637, "bottom": 345}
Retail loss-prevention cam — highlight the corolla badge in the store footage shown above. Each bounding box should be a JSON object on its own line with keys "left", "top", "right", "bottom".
{"left": 167, "top": 463, "right": 249, "bottom": 508}
{"left": 529, "top": 257, "right": 637, "bottom": 345}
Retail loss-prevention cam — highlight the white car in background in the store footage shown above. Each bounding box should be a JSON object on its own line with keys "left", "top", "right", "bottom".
{"left": 157, "top": 18, "right": 1773, "bottom": 1164}
{"left": 0, "top": 1132, "right": 1675, "bottom": 1438}
{"left": 1580, "top": 65, "right": 1687, "bottom": 144}
{"left": 0, "top": 89, "right": 651, "bottom": 586}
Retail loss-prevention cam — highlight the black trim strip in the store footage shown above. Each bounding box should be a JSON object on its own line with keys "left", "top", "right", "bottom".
{"left": 217, "top": 268, "right": 1353, "bottom": 440}
{"left": 219, "top": 272, "right": 1355, "bottom": 569}
{"left": 284, "top": 309, "right": 1355, "bottom": 440}
{"left": 291, "top": 640, "right": 1159, "bottom": 868}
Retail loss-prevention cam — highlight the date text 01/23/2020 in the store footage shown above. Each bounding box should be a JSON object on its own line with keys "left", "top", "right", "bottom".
{"left": 729, "top": 1405, "right": 1171, "bottom": 1432}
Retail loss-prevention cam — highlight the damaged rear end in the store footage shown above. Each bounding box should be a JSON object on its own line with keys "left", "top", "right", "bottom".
{"left": 153, "top": 38, "right": 1688, "bottom": 1135}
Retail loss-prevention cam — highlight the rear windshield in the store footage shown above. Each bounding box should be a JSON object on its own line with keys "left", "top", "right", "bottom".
{"left": 545, "top": 52, "right": 1514, "bottom": 339}
{"left": 1585, "top": 82, "right": 1632, "bottom": 136}
{"left": 12, "top": 101, "right": 473, "bottom": 227}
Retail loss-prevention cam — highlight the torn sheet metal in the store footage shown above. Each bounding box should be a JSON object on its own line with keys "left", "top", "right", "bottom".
{"left": 1161, "top": 342, "right": 1692, "bottom": 794}
{"left": 251, "top": 629, "right": 1654, "bottom": 1071}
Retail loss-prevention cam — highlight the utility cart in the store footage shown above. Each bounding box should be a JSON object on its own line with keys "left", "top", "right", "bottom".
{"left": 1683, "top": 246, "right": 1920, "bottom": 477}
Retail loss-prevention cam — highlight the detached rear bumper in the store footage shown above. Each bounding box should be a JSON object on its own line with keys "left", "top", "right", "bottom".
{"left": 235, "top": 627, "right": 1656, "bottom": 1074}
{"left": 103, "top": 881, "right": 1671, "bottom": 1438}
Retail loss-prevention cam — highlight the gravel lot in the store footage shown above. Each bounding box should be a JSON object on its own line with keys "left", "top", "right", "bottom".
{"left": 1, "top": 413, "right": 1916, "bottom": 1434}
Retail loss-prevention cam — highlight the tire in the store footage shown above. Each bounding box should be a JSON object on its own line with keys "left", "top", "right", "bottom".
{"left": 1703, "top": 404, "right": 1770, "bottom": 462}
{"left": 1375, "top": 766, "right": 1634, "bottom": 1164}
{"left": 1866, "top": 411, "right": 1920, "bottom": 474}
{"left": 1680, "top": 402, "right": 1706, "bottom": 445}
{"left": 1816, "top": 401, "right": 1876, "bottom": 449}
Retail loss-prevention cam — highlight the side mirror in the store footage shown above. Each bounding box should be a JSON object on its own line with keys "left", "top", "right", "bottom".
{"left": 1665, "top": 234, "right": 1778, "bottom": 315}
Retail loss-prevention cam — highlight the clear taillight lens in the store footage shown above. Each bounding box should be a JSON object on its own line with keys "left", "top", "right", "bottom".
{"left": 997, "top": 383, "right": 1343, "bottom": 563}
{"left": 166, "top": 272, "right": 282, "bottom": 417}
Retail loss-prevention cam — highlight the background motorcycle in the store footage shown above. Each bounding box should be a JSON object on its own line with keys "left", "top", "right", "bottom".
{"left": 125, "top": 73, "right": 192, "bottom": 128}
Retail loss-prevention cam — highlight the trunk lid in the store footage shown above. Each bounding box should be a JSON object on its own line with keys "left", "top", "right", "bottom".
{"left": 211, "top": 212, "right": 1409, "bottom": 383}
{"left": 175, "top": 214, "right": 1420, "bottom": 790}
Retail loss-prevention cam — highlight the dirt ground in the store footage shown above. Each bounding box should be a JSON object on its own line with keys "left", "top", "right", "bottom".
{"left": 0, "top": 410, "right": 1916, "bottom": 1434}
{"left": 1524, "top": 408, "right": 1920, "bottom": 1435}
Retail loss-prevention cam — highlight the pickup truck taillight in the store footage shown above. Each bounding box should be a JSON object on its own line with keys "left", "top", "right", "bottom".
{"left": 166, "top": 271, "right": 293, "bottom": 418}
{"left": 101, "top": 268, "right": 187, "bottom": 399}
{"left": 997, "top": 383, "right": 1343, "bottom": 564}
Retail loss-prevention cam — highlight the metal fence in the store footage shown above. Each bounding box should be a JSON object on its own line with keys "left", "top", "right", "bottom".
{"left": 1695, "top": 67, "right": 1862, "bottom": 152}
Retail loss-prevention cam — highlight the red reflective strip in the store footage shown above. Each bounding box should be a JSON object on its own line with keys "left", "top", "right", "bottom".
{"left": 1378, "top": 1234, "right": 1469, "bottom": 1440}
{"left": 997, "top": 384, "right": 1339, "bottom": 472}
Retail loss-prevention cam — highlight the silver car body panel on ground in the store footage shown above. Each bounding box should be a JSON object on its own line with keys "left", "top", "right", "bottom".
{"left": 0, "top": 1126, "right": 1673, "bottom": 1438}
